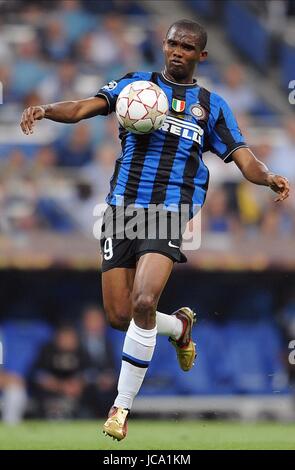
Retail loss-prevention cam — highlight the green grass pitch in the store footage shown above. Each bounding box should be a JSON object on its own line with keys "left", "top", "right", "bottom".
{"left": 0, "top": 420, "right": 294, "bottom": 450}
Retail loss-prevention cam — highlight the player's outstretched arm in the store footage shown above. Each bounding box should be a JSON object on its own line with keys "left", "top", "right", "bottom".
{"left": 20, "top": 96, "right": 108, "bottom": 135}
{"left": 232, "top": 147, "right": 290, "bottom": 202}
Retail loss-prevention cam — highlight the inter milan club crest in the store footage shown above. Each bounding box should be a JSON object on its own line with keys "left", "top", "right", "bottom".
{"left": 191, "top": 104, "right": 206, "bottom": 120}
{"left": 172, "top": 98, "right": 186, "bottom": 113}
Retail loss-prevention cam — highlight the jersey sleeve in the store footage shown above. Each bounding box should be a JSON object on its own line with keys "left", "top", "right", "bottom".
{"left": 208, "top": 95, "right": 248, "bottom": 163}
{"left": 95, "top": 72, "right": 150, "bottom": 115}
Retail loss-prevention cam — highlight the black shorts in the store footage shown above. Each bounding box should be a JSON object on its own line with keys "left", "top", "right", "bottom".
{"left": 100, "top": 204, "right": 187, "bottom": 272}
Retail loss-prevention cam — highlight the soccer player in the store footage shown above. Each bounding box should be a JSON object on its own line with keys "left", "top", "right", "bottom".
{"left": 20, "top": 19, "right": 290, "bottom": 441}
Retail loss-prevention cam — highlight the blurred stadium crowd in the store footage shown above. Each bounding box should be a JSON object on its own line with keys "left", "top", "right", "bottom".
{"left": 0, "top": 0, "right": 294, "bottom": 240}
{"left": 0, "top": 305, "right": 117, "bottom": 423}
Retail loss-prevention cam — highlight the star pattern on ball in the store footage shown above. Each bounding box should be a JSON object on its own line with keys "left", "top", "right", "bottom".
{"left": 153, "top": 88, "right": 161, "bottom": 99}
{"left": 123, "top": 112, "right": 137, "bottom": 130}
{"left": 127, "top": 88, "right": 142, "bottom": 106}
{"left": 145, "top": 104, "right": 161, "bottom": 123}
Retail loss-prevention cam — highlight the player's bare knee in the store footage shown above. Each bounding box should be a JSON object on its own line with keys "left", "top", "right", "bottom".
{"left": 132, "top": 293, "right": 157, "bottom": 322}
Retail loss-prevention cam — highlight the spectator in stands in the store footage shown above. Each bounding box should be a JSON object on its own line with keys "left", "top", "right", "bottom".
{"left": 41, "top": 19, "right": 72, "bottom": 61}
{"left": 54, "top": 122, "right": 94, "bottom": 167}
{"left": 267, "top": 118, "right": 295, "bottom": 183}
{"left": 56, "top": 177, "right": 101, "bottom": 237}
{"left": 238, "top": 139, "right": 295, "bottom": 237}
{"left": 204, "top": 187, "right": 239, "bottom": 234}
{"left": 56, "top": 0, "right": 96, "bottom": 44}
{"left": 12, "top": 39, "right": 47, "bottom": 98}
{"left": 37, "top": 60, "right": 79, "bottom": 103}
{"left": 260, "top": 201, "right": 295, "bottom": 238}
{"left": 83, "top": 14, "right": 140, "bottom": 73}
{"left": 236, "top": 180, "right": 262, "bottom": 234}
{"left": 84, "top": 27, "right": 123, "bottom": 70}
{"left": 0, "top": 371, "right": 27, "bottom": 425}
{"left": 83, "top": 142, "right": 118, "bottom": 200}
{"left": 33, "top": 146, "right": 57, "bottom": 174}
{"left": 21, "top": 3, "right": 45, "bottom": 29}
{"left": 80, "top": 306, "right": 117, "bottom": 417}
{"left": 31, "top": 325, "right": 90, "bottom": 419}
{"left": 215, "top": 64, "right": 258, "bottom": 115}
{"left": 0, "top": 27, "right": 13, "bottom": 65}
{"left": 0, "top": 66, "right": 18, "bottom": 104}
{"left": 0, "top": 318, "right": 52, "bottom": 424}
{"left": 4, "top": 149, "right": 27, "bottom": 176}
{"left": 0, "top": 176, "right": 44, "bottom": 234}
{"left": 74, "top": 31, "right": 95, "bottom": 64}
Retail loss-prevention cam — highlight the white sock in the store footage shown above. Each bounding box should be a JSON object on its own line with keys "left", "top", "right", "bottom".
{"left": 156, "top": 310, "right": 183, "bottom": 340}
{"left": 114, "top": 319, "right": 157, "bottom": 410}
{"left": 2, "top": 384, "right": 27, "bottom": 424}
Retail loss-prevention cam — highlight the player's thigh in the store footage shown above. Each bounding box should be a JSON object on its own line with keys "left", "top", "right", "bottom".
{"left": 102, "top": 267, "right": 136, "bottom": 330}
{"left": 132, "top": 253, "right": 174, "bottom": 325}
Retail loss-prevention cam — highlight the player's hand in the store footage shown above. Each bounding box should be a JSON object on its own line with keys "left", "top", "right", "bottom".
{"left": 266, "top": 174, "right": 290, "bottom": 202}
{"left": 20, "top": 106, "right": 45, "bottom": 135}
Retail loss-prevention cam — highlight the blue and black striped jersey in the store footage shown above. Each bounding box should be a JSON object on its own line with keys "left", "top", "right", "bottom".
{"left": 96, "top": 71, "right": 247, "bottom": 216}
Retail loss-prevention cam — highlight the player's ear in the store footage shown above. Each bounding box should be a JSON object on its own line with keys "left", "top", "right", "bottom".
{"left": 199, "top": 50, "right": 208, "bottom": 62}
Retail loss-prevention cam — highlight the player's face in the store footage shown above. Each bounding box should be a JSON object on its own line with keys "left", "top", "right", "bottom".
{"left": 163, "top": 27, "right": 207, "bottom": 82}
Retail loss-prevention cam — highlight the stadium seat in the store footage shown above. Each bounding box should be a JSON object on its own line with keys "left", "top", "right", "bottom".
{"left": 192, "top": 322, "right": 235, "bottom": 394}
{"left": 228, "top": 287, "right": 274, "bottom": 320}
{"left": 225, "top": 321, "right": 287, "bottom": 394}
{"left": 1, "top": 320, "right": 53, "bottom": 377}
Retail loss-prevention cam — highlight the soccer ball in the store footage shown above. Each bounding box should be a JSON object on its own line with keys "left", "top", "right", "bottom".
{"left": 115, "top": 81, "right": 169, "bottom": 134}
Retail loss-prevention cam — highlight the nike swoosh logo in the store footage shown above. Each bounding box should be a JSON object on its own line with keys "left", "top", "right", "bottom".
{"left": 168, "top": 241, "right": 180, "bottom": 249}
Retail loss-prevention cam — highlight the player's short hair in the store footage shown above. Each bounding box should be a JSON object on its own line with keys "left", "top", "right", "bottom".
{"left": 166, "top": 19, "right": 207, "bottom": 51}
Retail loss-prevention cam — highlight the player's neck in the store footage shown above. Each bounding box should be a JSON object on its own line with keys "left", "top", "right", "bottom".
{"left": 163, "top": 69, "right": 195, "bottom": 85}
